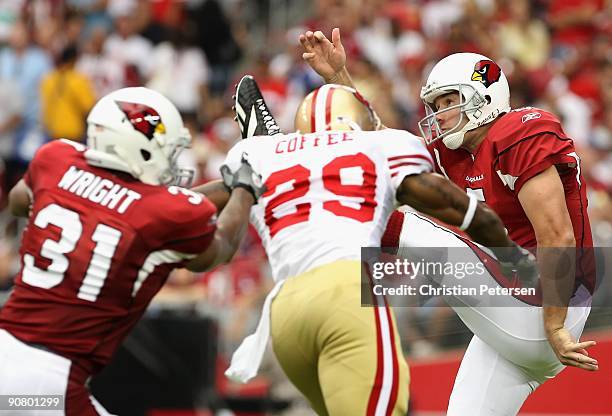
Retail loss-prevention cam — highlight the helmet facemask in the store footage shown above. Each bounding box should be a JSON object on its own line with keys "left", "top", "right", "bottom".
{"left": 163, "top": 127, "right": 194, "bottom": 187}
{"left": 418, "top": 83, "right": 487, "bottom": 150}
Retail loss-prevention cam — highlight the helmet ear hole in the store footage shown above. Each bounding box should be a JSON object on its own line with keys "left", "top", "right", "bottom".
{"left": 484, "top": 95, "right": 492, "bottom": 104}
{"left": 140, "top": 149, "right": 152, "bottom": 161}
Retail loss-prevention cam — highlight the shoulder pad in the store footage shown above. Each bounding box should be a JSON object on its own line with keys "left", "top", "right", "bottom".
{"left": 489, "top": 108, "right": 568, "bottom": 152}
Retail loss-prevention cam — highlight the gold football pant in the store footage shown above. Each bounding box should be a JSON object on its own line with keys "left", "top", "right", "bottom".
{"left": 271, "top": 260, "right": 409, "bottom": 415}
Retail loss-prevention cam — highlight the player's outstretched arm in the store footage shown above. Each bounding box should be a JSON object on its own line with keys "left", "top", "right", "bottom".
{"left": 191, "top": 180, "right": 230, "bottom": 213}
{"left": 300, "top": 28, "right": 353, "bottom": 87}
{"left": 186, "top": 187, "right": 254, "bottom": 272}
{"left": 519, "top": 165, "right": 598, "bottom": 371}
{"left": 186, "top": 159, "right": 265, "bottom": 272}
{"left": 300, "top": 28, "right": 387, "bottom": 130}
{"left": 397, "top": 172, "right": 528, "bottom": 263}
{"left": 8, "top": 179, "right": 31, "bottom": 217}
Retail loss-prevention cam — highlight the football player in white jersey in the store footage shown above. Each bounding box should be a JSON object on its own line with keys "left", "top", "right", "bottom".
{"left": 216, "top": 81, "right": 535, "bottom": 416}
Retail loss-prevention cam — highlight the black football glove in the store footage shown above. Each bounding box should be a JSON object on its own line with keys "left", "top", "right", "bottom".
{"left": 498, "top": 244, "right": 538, "bottom": 286}
{"left": 220, "top": 153, "right": 266, "bottom": 201}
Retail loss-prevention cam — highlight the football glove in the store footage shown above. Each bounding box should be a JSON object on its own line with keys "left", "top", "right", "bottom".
{"left": 220, "top": 153, "right": 266, "bottom": 201}
{"left": 498, "top": 244, "right": 538, "bottom": 286}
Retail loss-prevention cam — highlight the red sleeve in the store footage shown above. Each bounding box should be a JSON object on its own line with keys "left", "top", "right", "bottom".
{"left": 381, "top": 210, "right": 404, "bottom": 253}
{"left": 23, "top": 140, "right": 81, "bottom": 190}
{"left": 425, "top": 144, "right": 441, "bottom": 175}
{"left": 23, "top": 142, "right": 52, "bottom": 189}
{"left": 164, "top": 206, "right": 217, "bottom": 256}
{"left": 23, "top": 167, "right": 33, "bottom": 189}
{"left": 154, "top": 192, "right": 218, "bottom": 257}
{"left": 495, "top": 133, "right": 577, "bottom": 194}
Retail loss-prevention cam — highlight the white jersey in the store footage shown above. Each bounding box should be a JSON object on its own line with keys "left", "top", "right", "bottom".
{"left": 223, "top": 128, "right": 433, "bottom": 281}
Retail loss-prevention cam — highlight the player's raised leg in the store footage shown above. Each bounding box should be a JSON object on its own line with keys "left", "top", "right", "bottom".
{"left": 233, "top": 75, "right": 281, "bottom": 139}
{"left": 392, "top": 210, "right": 591, "bottom": 409}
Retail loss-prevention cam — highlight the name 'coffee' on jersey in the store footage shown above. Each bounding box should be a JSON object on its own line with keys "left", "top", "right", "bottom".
{"left": 223, "top": 129, "right": 434, "bottom": 281}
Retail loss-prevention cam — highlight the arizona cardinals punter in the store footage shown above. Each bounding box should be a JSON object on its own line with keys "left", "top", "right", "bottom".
{"left": 300, "top": 28, "right": 597, "bottom": 415}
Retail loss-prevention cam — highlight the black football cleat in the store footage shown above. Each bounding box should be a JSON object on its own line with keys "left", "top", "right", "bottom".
{"left": 233, "top": 75, "right": 282, "bottom": 139}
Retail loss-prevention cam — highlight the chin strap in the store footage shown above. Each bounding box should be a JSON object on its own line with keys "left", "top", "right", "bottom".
{"left": 442, "top": 130, "right": 466, "bottom": 150}
{"left": 333, "top": 116, "right": 362, "bottom": 131}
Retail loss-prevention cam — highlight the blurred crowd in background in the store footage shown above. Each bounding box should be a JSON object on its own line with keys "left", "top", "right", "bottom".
{"left": 0, "top": 0, "right": 611, "bottom": 410}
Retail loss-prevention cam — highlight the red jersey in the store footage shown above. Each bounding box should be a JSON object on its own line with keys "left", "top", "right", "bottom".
{"left": 428, "top": 107, "right": 594, "bottom": 291}
{"left": 0, "top": 140, "right": 217, "bottom": 374}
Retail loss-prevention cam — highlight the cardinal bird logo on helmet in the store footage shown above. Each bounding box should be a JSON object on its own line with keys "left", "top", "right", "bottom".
{"left": 116, "top": 101, "right": 166, "bottom": 140}
{"left": 471, "top": 60, "right": 502, "bottom": 88}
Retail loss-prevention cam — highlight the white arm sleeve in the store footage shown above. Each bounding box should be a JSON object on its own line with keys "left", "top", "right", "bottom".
{"left": 378, "top": 129, "right": 434, "bottom": 191}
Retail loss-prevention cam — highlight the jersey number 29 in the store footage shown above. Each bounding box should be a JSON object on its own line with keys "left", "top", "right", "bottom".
{"left": 264, "top": 153, "right": 377, "bottom": 237}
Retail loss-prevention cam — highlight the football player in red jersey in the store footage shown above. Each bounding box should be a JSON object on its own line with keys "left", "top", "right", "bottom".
{"left": 0, "top": 87, "right": 264, "bottom": 415}
{"left": 300, "top": 28, "right": 598, "bottom": 414}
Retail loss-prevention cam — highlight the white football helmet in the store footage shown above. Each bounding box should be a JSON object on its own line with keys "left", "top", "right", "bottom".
{"left": 294, "top": 84, "right": 381, "bottom": 133}
{"left": 418, "top": 53, "right": 510, "bottom": 149}
{"left": 85, "top": 87, "right": 193, "bottom": 186}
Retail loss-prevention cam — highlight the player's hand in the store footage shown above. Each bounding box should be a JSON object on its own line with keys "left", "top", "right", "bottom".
{"left": 299, "top": 28, "right": 346, "bottom": 81}
{"left": 498, "top": 244, "right": 538, "bottom": 286}
{"left": 547, "top": 327, "right": 598, "bottom": 371}
{"left": 220, "top": 154, "right": 266, "bottom": 202}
